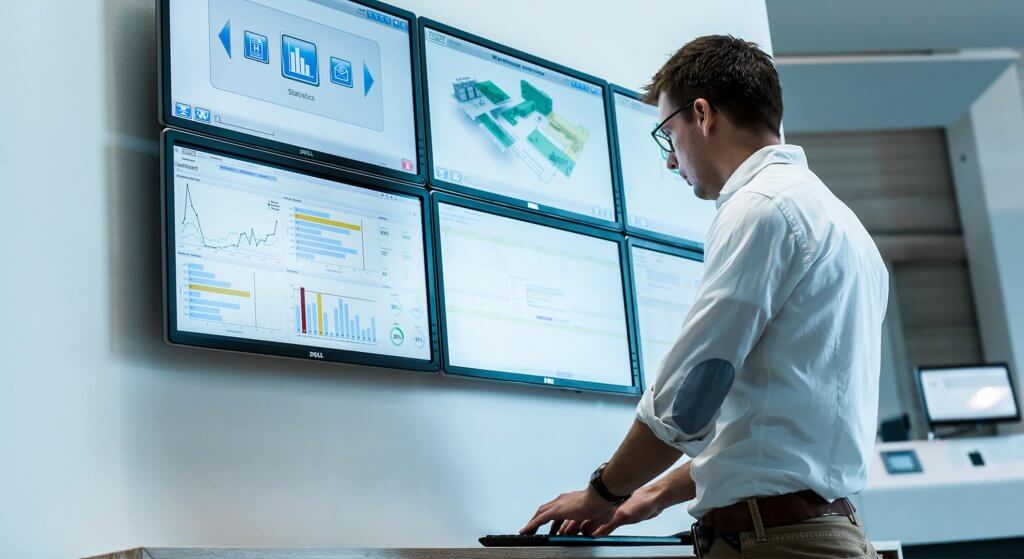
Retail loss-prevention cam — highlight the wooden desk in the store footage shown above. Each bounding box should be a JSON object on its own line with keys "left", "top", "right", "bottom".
{"left": 86, "top": 542, "right": 903, "bottom": 559}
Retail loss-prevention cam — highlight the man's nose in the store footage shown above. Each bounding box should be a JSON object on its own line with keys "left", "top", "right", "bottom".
{"left": 666, "top": 151, "right": 679, "bottom": 170}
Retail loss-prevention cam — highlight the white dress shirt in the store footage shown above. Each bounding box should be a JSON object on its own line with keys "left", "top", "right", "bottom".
{"left": 636, "top": 144, "right": 889, "bottom": 519}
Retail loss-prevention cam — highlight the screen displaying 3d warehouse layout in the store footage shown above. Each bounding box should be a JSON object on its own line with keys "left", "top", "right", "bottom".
{"left": 451, "top": 77, "right": 590, "bottom": 182}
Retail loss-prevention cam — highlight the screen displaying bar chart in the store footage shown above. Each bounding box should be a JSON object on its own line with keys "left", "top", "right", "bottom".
{"left": 170, "top": 142, "right": 432, "bottom": 361}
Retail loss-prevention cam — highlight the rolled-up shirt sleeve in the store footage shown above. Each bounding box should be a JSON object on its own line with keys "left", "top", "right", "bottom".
{"left": 637, "top": 192, "right": 807, "bottom": 456}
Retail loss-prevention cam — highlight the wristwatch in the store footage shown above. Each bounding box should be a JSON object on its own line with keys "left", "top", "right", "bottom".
{"left": 589, "top": 462, "right": 632, "bottom": 505}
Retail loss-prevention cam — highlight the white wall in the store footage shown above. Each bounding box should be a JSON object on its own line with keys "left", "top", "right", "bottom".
{"left": 0, "top": 1, "right": 772, "bottom": 557}
{"left": 945, "top": 59, "right": 1024, "bottom": 434}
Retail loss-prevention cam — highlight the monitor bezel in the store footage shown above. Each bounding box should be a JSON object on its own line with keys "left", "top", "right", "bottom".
{"left": 157, "top": 0, "right": 428, "bottom": 184}
{"left": 418, "top": 18, "right": 624, "bottom": 232}
{"left": 625, "top": 237, "right": 705, "bottom": 391}
{"left": 161, "top": 129, "right": 441, "bottom": 372}
{"left": 431, "top": 191, "right": 641, "bottom": 396}
{"left": 609, "top": 84, "right": 709, "bottom": 250}
{"left": 915, "top": 362, "right": 1021, "bottom": 427}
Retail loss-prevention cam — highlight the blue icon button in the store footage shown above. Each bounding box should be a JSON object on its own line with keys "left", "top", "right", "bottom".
{"left": 174, "top": 102, "right": 192, "bottom": 119}
{"left": 329, "top": 57, "right": 353, "bottom": 88}
{"left": 194, "top": 107, "right": 211, "bottom": 122}
{"left": 243, "top": 31, "right": 269, "bottom": 63}
{"left": 281, "top": 35, "right": 318, "bottom": 86}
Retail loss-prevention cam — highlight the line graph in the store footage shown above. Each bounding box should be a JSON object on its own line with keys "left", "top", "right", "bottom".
{"left": 179, "top": 182, "right": 281, "bottom": 260}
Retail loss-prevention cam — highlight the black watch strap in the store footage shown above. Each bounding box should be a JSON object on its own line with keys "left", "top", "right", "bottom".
{"left": 590, "top": 462, "right": 631, "bottom": 505}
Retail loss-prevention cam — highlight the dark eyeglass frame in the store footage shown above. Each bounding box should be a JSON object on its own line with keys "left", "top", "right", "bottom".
{"left": 650, "top": 100, "right": 715, "bottom": 154}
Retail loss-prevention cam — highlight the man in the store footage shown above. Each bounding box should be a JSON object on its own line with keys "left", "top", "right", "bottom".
{"left": 521, "top": 35, "right": 889, "bottom": 558}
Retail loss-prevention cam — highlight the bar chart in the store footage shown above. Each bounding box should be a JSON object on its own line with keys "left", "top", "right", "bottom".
{"left": 292, "top": 206, "right": 366, "bottom": 269}
{"left": 289, "top": 47, "right": 312, "bottom": 78}
{"left": 294, "top": 287, "right": 379, "bottom": 343}
{"left": 281, "top": 34, "right": 318, "bottom": 86}
{"left": 184, "top": 262, "right": 257, "bottom": 327}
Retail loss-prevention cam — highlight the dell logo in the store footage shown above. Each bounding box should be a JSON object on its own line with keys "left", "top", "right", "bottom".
{"left": 309, "top": 351, "right": 324, "bottom": 359}
{"left": 299, "top": 149, "right": 315, "bottom": 157}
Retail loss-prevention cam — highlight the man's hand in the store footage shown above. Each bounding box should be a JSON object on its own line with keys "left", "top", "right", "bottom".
{"left": 520, "top": 486, "right": 617, "bottom": 535}
{"left": 556, "top": 482, "right": 670, "bottom": 537}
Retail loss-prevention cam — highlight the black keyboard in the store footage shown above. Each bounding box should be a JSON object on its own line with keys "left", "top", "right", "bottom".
{"left": 480, "top": 532, "right": 691, "bottom": 547}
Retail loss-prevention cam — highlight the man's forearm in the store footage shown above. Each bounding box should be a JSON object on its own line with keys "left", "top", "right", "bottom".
{"left": 599, "top": 419, "right": 682, "bottom": 496}
{"left": 649, "top": 461, "right": 697, "bottom": 508}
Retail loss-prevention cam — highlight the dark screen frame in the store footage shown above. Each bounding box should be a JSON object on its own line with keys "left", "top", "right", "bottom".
{"left": 418, "top": 18, "right": 623, "bottom": 231}
{"left": 157, "top": 0, "right": 428, "bottom": 184}
{"left": 916, "top": 362, "right": 1021, "bottom": 428}
{"left": 430, "top": 191, "right": 641, "bottom": 396}
{"left": 625, "top": 237, "right": 705, "bottom": 391}
{"left": 609, "top": 84, "right": 710, "bottom": 250}
{"left": 161, "top": 129, "right": 440, "bottom": 372}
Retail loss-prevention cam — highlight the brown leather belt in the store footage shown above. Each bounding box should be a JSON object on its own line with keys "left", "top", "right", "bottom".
{"left": 691, "top": 491, "right": 855, "bottom": 556}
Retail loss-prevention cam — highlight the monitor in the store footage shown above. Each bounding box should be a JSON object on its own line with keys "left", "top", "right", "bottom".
{"left": 159, "top": 0, "right": 424, "bottom": 182}
{"left": 162, "top": 130, "right": 438, "bottom": 371}
{"left": 433, "top": 193, "right": 638, "bottom": 395}
{"left": 917, "top": 363, "right": 1020, "bottom": 426}
{"left": 420, "top": 20, "right": 619, "bottom": 228}
{"left": 611, "top": 87, "right": 717, "bottom": 247}
{"left": 627, "top": 239, "right": 704, "bottom": 388}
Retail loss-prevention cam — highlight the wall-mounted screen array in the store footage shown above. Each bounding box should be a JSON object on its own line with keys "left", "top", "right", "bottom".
{"left": 420, "top": 20, "right": 619, "bottom": 228}
{"left": 627, "top": 240, "right": 704, "bottom": 388}
{"left": 433, "top": 193, "right": 639, "bottom": 394}
{"left": 612, "top": 88, "right": 717, "bottom": 247}
{"left": 163, "top": 130, "right": 438, "bottom": 370}
{"left": 158, "top": 4, "right": 715, "bottom": 394}
{"left": 160, "top": 0, "right": 424, "bottom": 181}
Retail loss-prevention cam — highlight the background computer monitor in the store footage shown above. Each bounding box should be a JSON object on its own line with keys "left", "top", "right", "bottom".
{"left": 611, "top": 86, "right": 717, "bottom": 247}
{"left": 163, "top": 130, "right": 438, "bottom": 371}
{"left": 433, "top": 193, "right": 639, "bottom": 395}
{"left": 420, "top": 19, "right": 620, "bottom": 228}
{"left": 159, "top": 0, "right": 425, "bottom": 182}
{"left": 917, "top": 363, "right": 1021, "bottom": 427}
{"left": 627, "top": 239, "right": 705, "bottom": 388}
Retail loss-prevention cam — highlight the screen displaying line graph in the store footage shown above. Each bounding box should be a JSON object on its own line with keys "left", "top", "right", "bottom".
{"left": 171, "top": 143, "right": 431, "bottom": 360}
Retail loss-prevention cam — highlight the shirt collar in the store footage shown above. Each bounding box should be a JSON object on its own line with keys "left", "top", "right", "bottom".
{"left": 715, "top": 144, "right": 808, "bottom": 209}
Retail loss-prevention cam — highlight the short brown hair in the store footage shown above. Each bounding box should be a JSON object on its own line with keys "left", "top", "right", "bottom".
{"left": 643, "top": 35, "right": 782, "bottom": 135}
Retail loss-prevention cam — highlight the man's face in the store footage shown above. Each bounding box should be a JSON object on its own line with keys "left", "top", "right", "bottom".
{"left": 656, "top": 92, "right": 714, "bottom": 200}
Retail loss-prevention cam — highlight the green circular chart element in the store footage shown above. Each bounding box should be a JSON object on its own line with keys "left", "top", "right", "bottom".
{"left": 389, "top": 326, "right": 405, "bottom": 346}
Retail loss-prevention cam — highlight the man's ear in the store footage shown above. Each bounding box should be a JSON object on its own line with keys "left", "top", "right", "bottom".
{"left": 694, "top": 98, "right": 715, "bottom": 137}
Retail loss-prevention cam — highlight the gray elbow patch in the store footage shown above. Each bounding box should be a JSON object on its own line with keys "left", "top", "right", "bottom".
{"left": 671, "top": 358, "right": 736, "bottom": 434}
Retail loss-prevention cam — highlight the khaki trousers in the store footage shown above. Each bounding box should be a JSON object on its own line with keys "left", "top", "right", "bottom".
{"left": 705, "top": 514, "right": 879, "bottom": 558}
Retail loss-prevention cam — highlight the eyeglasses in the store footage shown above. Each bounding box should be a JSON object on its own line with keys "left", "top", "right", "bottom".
{"left": 650, "top": 101, "right": 704, "bottom": 154}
